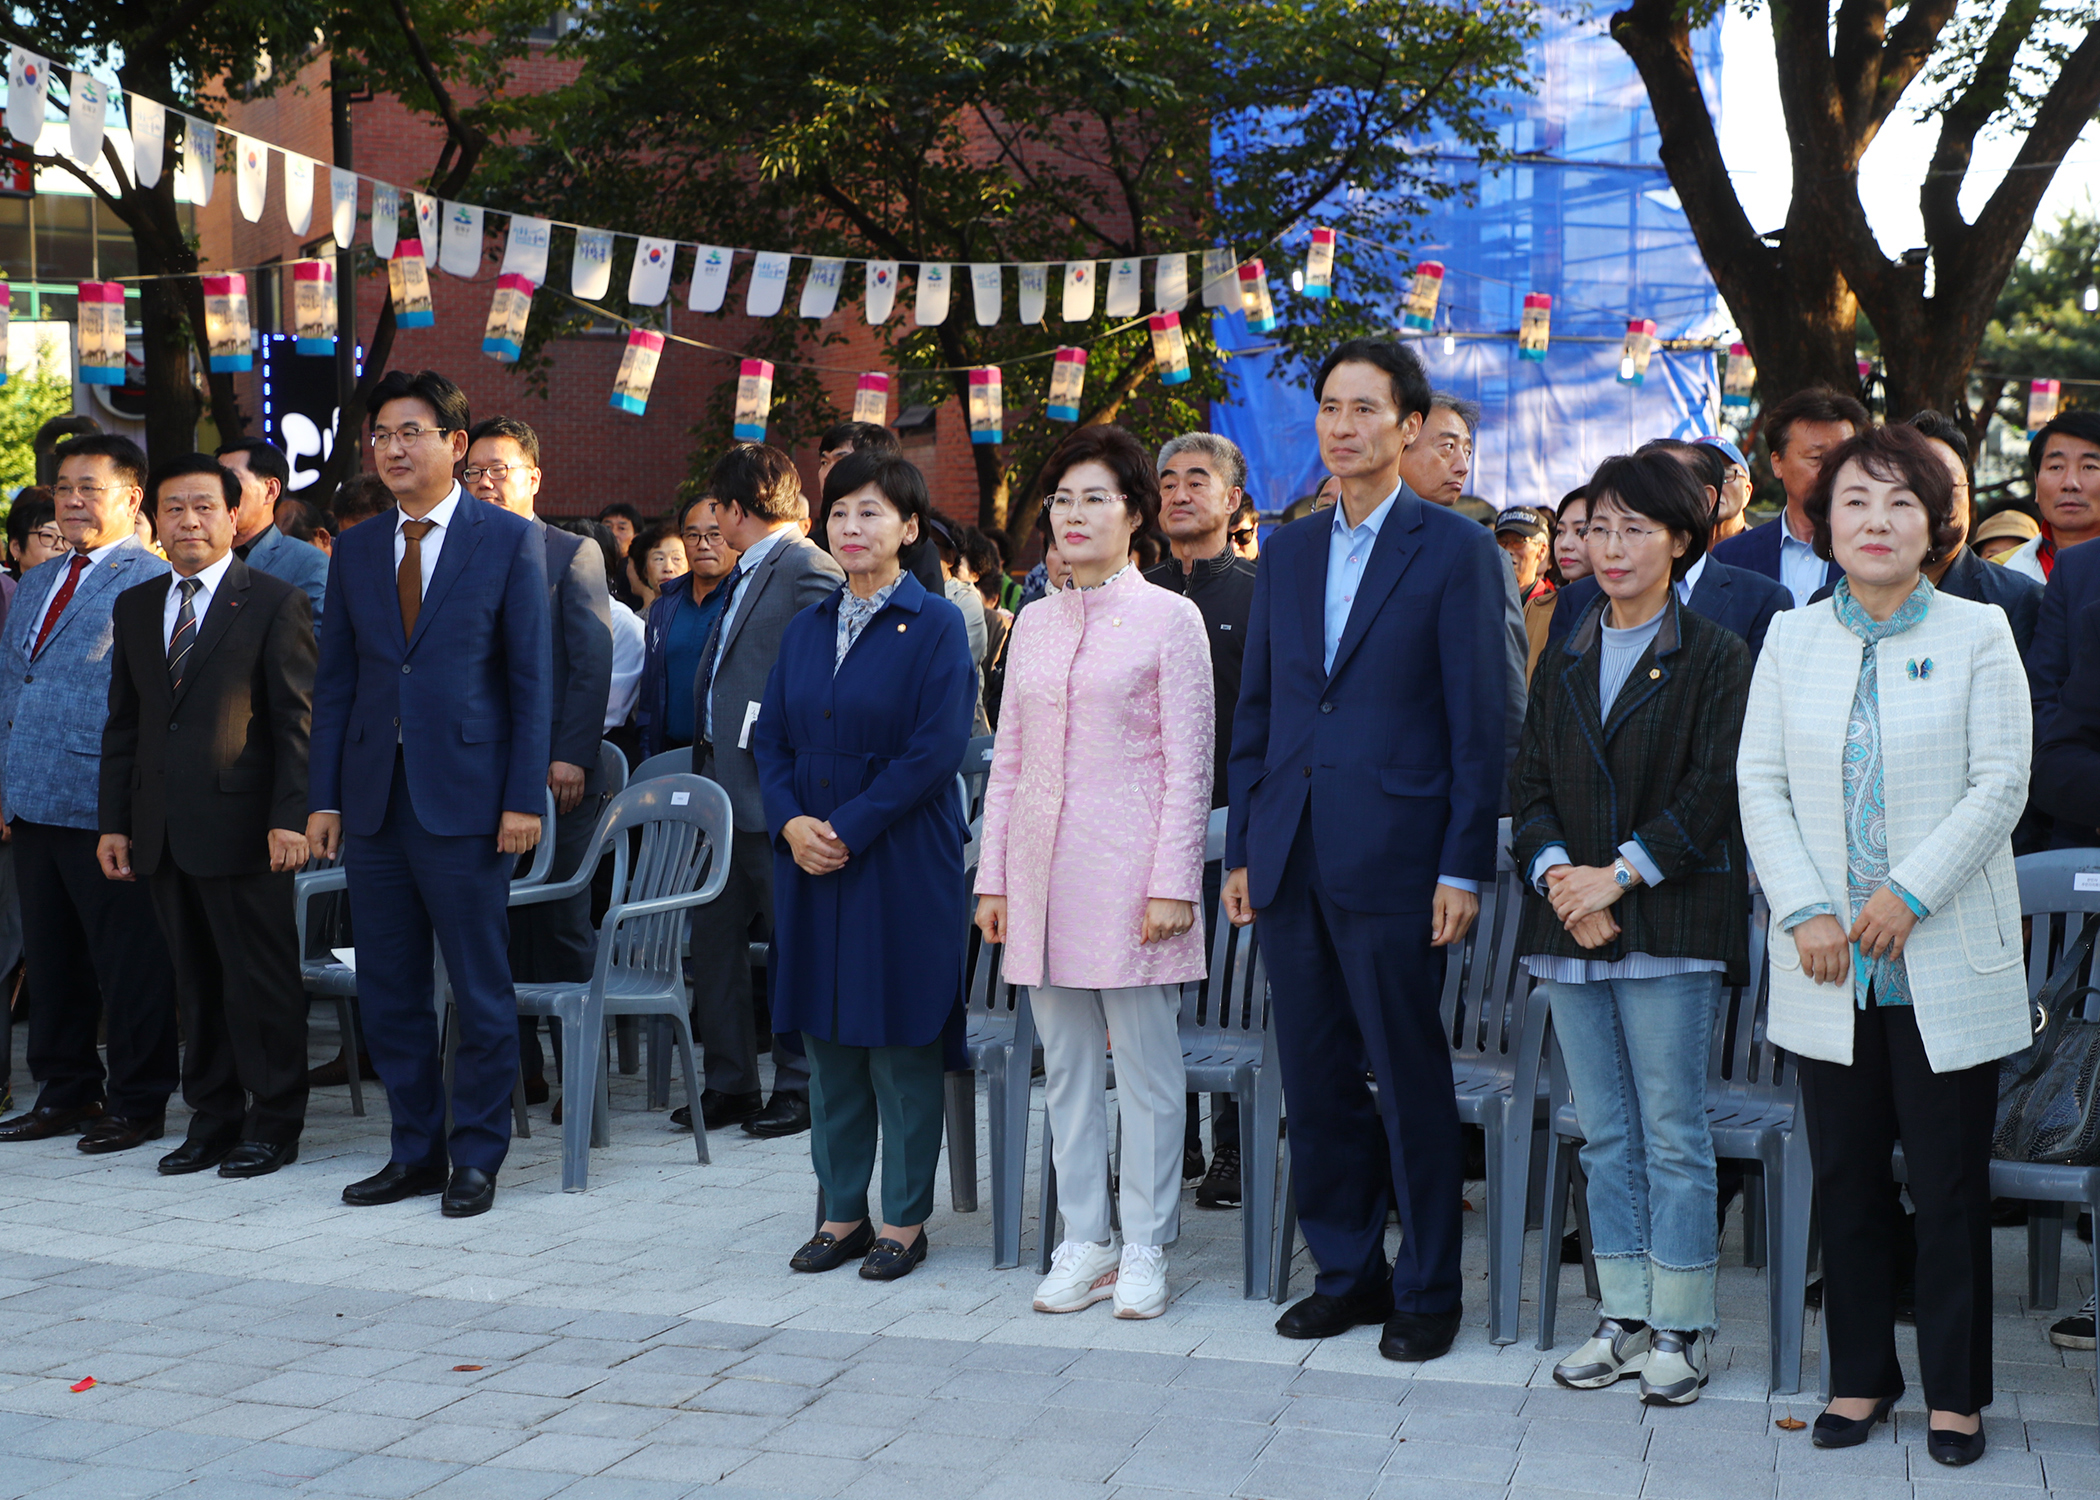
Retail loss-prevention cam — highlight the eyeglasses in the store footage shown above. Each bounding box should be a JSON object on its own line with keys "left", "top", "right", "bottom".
{"left": 1585, "top": 522, "right": 1668, "bottom": 547}
{"left": 1044, "top": 491, "right": 1126, "bottom": 517}
{"left": 681, "top": 528, "right": 724, "bottom": 545}
{"left": 463, "top": 463, "right": 525, "bottom": 483}
{"left": 52, "top": 482, "right": 113, "bottom": 500}
{"left": 369, "top": 425, "right": 448, "bottom": 451}
{"left": 26, "top": 526, "right": 63, "bottom": 548}
{"left": 1229, "top": 527, "right": 1257, "bottom": 546}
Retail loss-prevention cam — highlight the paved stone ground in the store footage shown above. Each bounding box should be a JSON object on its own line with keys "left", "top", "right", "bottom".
{"left": 0, "top": 1021, "right": 2093, "bottom": 1499}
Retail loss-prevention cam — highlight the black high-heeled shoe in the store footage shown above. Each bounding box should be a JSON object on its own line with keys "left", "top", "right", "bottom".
{"left": 1926, "top": 1424, "right": 1985, "bottom": 1467}
{"left": 790, "top": 1221, "right": 875, "bottom": 1272}
{"left": 1811, "top": 1389, "right": 1902, "bottom": 1448}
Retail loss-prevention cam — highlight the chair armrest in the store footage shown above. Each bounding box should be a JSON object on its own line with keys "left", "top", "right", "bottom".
{"left": 294, "top": 864, "right": 348, "bottom": 954}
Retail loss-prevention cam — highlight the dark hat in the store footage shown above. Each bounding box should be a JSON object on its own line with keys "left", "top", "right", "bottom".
{"left": 1493, "top": 507, "right": 1546, "bottom": 540}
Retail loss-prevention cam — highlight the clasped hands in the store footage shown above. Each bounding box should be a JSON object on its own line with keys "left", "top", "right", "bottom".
{"left": 784, "top": 815, "right": 850, "bottom": 876}
{"left": 1789, "top": 886, "right": 1918, "bottom": 988}
{"left": 1542, "top": 862, "right": 1630, "bottom": 950}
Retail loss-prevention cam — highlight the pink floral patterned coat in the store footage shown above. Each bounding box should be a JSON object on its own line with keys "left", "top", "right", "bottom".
{"left": 977, "top": 565, "right": 1214, "bottom": 989}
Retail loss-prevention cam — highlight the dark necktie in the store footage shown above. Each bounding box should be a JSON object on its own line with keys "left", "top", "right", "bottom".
{"left": 398, "top": 519, "right": 437, "bottom": 638}
{"left": 167, "top": 577, "right": 202, "bottom": 692}
{"left": 31, "top": 554, "right": 90, "bottom": 659}
{"left": 694, "top": 564, "right": 749, "bottom": 745}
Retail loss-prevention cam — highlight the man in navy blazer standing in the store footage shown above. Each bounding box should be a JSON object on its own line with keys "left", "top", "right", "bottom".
{"left": 1708, "top": 387, "right": 1865, "bottom": 606}
{"left": 1224, "top": 340, "right": 1507, "bottom": 1362}
{"left": 306, "top": 370, "right": 550, "bottom": 1219}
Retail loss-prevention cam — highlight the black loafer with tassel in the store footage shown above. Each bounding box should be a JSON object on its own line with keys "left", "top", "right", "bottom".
{"left": 859, "top": 1234, "right": 928, "bottom": 1281}
{"left": 790, "top": 1220, "right": 875, "bottom": 1273}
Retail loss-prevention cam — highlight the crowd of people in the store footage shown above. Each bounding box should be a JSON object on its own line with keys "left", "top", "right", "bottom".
{"left": 0, "top": 340, "right": 2097, "bottom": 1467}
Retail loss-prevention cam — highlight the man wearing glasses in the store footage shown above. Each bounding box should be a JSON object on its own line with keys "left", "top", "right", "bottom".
{"left": 0, "top": 434, "right": 179, "bottom": 1152}
{"left": 462, "top": 415, "right": 614, "bottom": 1111}
{"left": 637, "top": 493, "right": 742, "bottom": 762}
{"left": 1145, "top": 430, "right": 1258, "bottom": 1210}
{"left": 306, "top": 369, "right": 550, "bottom": 1219}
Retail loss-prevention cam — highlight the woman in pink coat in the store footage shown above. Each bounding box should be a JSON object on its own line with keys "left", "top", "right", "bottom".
{"left": 976, "top": 425, "right": 1214, "bottom": 1321}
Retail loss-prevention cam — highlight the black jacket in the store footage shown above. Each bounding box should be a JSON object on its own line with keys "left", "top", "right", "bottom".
{"left": 1511, "top": 591, "right": 1750, "bottom": 982}
{"left": 1146, "top": 548, "right": 1256, "bottom": 810}
{"left": 100, "top": 557, "right": 316, "bottom": 878}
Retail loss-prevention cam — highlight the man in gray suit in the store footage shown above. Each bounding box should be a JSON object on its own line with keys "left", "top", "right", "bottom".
{"left": 465, "top": 417, "right": 614, "bottom": 1104}
{"left": 217, "top": 440, "right": 330, "bottom": 624}
{"left": 684, "top": 443, "right": 843, "bottom": 1137}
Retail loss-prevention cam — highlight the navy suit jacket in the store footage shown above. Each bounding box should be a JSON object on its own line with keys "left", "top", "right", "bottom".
{"left": 2028, "top": 537, "right": 2100, "bottom": 745}
{"left": 1710, "top": 514, "right": 1839, "bottom": 596}
{"left": 1225, "top": 486, "right": 1507, "bottom": 913}
{"left": 1547, "top": 558, "right": 1791, "bottom": 662}
{"left": 310, "top": 490, "right": 551, "bottom": 838}
{"left": 533, "top": 517, "right": 614, "bottom": 780}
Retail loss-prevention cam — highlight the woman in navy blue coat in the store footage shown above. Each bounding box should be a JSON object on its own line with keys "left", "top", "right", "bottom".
{"left": 752, "top": 449, "right": 975, "bottom": 1282}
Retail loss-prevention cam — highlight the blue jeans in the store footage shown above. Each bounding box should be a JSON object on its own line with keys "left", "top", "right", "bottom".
{"left": 1545, "top": 972, "right": 1721, "bottom": 1333}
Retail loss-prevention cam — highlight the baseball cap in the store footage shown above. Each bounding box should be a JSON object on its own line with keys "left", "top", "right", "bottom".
{"left": 1695, "top": 435, "right": 1750, "bottom": 470}
{"left": 1493, "top": 508, "right": 1546, "bottom": 540}
{"left": 1971, "top": 509, "right": 2040, "bottom": 548}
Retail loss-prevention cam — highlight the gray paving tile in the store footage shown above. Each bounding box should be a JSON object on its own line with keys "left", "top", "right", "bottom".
{"left": 95, "top": 1429, "right": 252, "bottom": 1471}
{"left": 754, "top": 1420, "right": 892, "bottom": 1460}
{"left": 544, "top": 1478, "right": 696, "bottom": 1500}
{"left": 380, "top": 1423, "right": 535, "bottom": 1466}
{"left": 598, "top": 1444, "right": 756, "bottom": 1486}
{"left": 1259, "top": 1425, "right": 1398, "bottom": 1471}
{"left": 1368, "top": 1481, "right": 1508, "bottom": 1500}
{"left": 719, "top": 1352, "right": 842, "bottom": 1388}
{"left": 272, "top": 1412, "right": 424, "bottom": 1454}
{"left": 6, "top": 1418, "right": 156, "bottom": 1460}
{"left": 685, "top": 1380, "right": 815, "bottom": 1419}
{"left": 309, "top": 1454, "right": 468, "bottom": 1499}
{"left": 1111, "top": 1445, "right": 1263, "bottom": 1494}
{"left": 1517, "top": 1415, "right": 1651, "bottom": 1458}
{"left": 438, "top": 1391, "right": 577, "bottom": 1429}
{"left": 486, "top": 1433, "right": 644, "bottom": 1475}
{"left": 534, "top": 1402, "right": 676, "bottom": 1442}
{"left": 1381, "top": 1438, "right": 1520, "bottom": 1486}
{"left": 719, "top": 1450, "right": 865, "bottom": 1495}
{"left": 170, "top": 1401, "right": 318, "bottom": 1441}
{"left": 1235, "top": 1459, "right": 1377, "bottom": 1500}
{"left": 642, "top": 1411, "right": 785, "bottom": 1449}
{"left": 1640, "top": 1462, "right": 1779, "bottom": 1500}
{"left": 1000, "top": 1437, "right": 1142, "bottom": 1482}
{"left": 197, "top": 1439, "right": 359, "bottom": 1485}
{"left": 412, "top": 1469, "right": 573, "bottom": 1500}
{"left": 16, "top": 1467, "right": 186, "bottom": 1500}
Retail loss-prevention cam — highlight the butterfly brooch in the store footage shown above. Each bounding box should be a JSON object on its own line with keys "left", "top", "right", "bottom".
{"left": 1906, "top": 658, "right": 1933, "bottom": 681}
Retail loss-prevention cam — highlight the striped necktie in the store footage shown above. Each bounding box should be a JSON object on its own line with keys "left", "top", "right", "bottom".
{"left": 167, "top": 577, "right": 202, "bottom": 692}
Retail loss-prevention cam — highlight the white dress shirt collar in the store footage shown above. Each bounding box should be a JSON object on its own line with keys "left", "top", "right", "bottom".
{"left": 397, "top": 484, "right": 462, "bottom": 538}
{"left": 1676, "top": 551, "right": 1708, "bottom": 602}
{"left": 164, "top": 550, "right": 235, "bottom": 648}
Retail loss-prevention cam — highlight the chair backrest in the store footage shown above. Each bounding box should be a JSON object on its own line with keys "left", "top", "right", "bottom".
{"left": 2017, "top": 849, "right": 2100, "bottom": 1014}
{"left": 593, "top": 774, "right": 734, "bottom": 987}
{"left": 964, "top": 875, "right": 1030, "bottom": 1033}
{"left": 1442, "top": 861, "right": 1532, "bottom": 1070}
{"left": 1707, "top": 893, "right": 1795, "bottom": 1105}
{"left": 1203, "top": 807, "right": 1228, "bottom": 865}
{"left": 958, "top": 734, "right": 996, "bottom": 823}
{"left": 598, "top": 739, "right": 630, "bottom": 797}
{"left": 630, "top": 746, "right": 694, "bottom": 785}
{"left": 1182, "top": 884, "right": 1267, "bottom": 1043}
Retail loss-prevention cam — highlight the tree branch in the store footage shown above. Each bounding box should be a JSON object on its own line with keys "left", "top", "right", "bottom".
{"left": 1920, "top": 0, "right": 2049, "bottom": 250}
{"left": 384, "top": 0, "right": 486, "bottom": 196}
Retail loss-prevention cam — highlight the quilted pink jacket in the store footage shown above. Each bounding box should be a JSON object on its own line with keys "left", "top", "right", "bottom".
{"left": 977, "top": 565, "right": 1214, "bottom": 989}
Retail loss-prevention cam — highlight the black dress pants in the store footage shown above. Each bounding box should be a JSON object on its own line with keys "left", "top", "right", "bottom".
{"left": 149, "top": 860, "right": 308, "bottom": 1144}
{"left": 1798, "top": 1000, "right": 1996, "bottom": 1414}
{"left": 12, "top": 820, "right": 179, "bottom": 1117}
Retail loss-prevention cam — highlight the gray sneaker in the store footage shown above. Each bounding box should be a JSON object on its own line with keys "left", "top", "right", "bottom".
{"left": 1552, "top": 1317, "right": 1651, "bottom": 1389}
{"left": 1639, "top": 1329, "right": 1709, "bottom": 1406}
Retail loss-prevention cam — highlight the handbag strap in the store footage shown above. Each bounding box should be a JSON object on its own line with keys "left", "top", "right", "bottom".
{"left": 2014, "top": 911, "right": 2100, "bottom": 1085}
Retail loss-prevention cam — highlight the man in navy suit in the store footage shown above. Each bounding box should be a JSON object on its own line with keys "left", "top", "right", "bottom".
{"left": 2019, "top": 411, "right": 2100, "bottom": 743}
{"left": 1224, "top": 339, "right": 1506, "bottom": 1362}
{"left": 1709, "top": 387, "right": 1866, "bottom": 606}
{"left": 1548, "top": 440, "right": 1792, "bottom": 659}
{"left": 306, "top": 370, "right": 550, "bottom": 1219}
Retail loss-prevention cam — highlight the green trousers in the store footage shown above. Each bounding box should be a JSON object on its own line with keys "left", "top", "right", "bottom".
{"left": 804, "top": 1031, "right": 946, "bottom": 1227}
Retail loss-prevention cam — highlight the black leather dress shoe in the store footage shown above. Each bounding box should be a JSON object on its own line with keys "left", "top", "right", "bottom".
{"left": 1275, "top": 1284, "right": 1396, "bottom": 1340}
{"left": 0, "top": 1103, "right": 103, "bottom": 1142}
{"left": 343, "top": 1160, "right": 448, "bottom": 1206}
{"left": 1379, "top": 1305, "right": 1464, "bottom": 1362}
{"left": 442, "top": 1166, "right": 496, "bottom": 1218}
{"left": 220, "top": 1140, "right": 299, "bottom": 1178}
{"left": 78, "top": 1114, "right": 166, "bottom": 1155}
{"left": 860, "top": 1233, "right": 928, "bottom": 1281}
{"left": 523, "top": 1077, "right": 550, "bottom": 1106}
{"left": 158, "top": 1136, "right": 239, "bottom": 1175}
{"left": 1927, "top": 1425, "right": 1986, "bottom": 1467}
{"left": 790, "top": 1220, "right": 876, "bottom": 1272}
{"left": 742, "top": 1091, "right": 812, "bottom": 1138}
{"left": 670, "top": 1089, "right": 763, "bottom": 1131}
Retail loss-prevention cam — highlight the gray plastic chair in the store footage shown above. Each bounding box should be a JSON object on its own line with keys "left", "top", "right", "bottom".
{"left": 506, "top": 774, "right": 734, "bottom": 1190}
{"left": 947, "top": 901, "right": 1042, "bottom": 1268}
{"left": 630, "top": 746, "right": 693, "bottom": 784}
{"left": 957, "top": 734, "right": 996, "bottom": 824}
{"left": 1534, "top": 893, "right": 1814, "bottom": 1396}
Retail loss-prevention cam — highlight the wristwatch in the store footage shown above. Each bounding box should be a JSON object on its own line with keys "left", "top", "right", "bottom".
{"left": 1612, "top": 856, "right": 1637, "bottom": 889}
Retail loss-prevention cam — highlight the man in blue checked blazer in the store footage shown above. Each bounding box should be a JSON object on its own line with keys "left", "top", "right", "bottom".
{"left": 0, "top": 434, "right": 179, "bottom": 1153}
{"left": 306, "top": 370, "right": 550, "bottom": 1220}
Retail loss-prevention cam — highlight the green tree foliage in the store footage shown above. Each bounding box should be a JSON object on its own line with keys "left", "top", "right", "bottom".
{"left": 1977, "top": 202, "right": 2100, "bottom": 426}
{"left": 478, "top": 0, "right": 1539, "bottom": 536}
{"left": 0, "top": 341, "right": 75, "bottom": 496}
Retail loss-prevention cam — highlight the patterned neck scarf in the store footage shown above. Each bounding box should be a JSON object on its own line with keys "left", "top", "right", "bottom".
{"left": 1075, "top": 563, "right": 1131, "bottom": 593}
{"left": 1831, "top": 574, "right": 1934, "bottom": 1007}
{"left": 834, "top": 574, "right": 904, "bottom": 672}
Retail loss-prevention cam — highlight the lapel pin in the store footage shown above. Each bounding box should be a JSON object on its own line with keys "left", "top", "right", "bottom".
{"left": 896, "top": 622, "right": 906, "bottom": 632}
{"left": 1649, "top": 668, "right": 1661, "bottom": 679}
{"left": 1906, "top": 658, "right": 1933, "bottom": 680}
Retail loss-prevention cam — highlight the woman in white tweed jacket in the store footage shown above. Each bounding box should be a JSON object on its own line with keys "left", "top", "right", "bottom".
{"left": 1738, "top": 423, "right": 2028, "bottom": 1469}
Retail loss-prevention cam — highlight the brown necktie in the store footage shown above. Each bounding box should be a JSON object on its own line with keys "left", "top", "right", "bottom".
{"left": 398, "top": 519, "right": 436, "bottom": 638}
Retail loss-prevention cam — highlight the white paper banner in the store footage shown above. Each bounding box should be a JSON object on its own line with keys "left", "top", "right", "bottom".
{"left": 412, "top": 193, "right": 438, "bottom": 248}
{"left": 437, "top": 201, "right": 482, "bottom": 277}
{"left": 969, "top": 263, "right": 1002, "bottom": 326}
{"left": 1105, "top": 258, "right": 1141, "bottom": 319}
{"left": 67, "top": 72, "right": 106, "bottom": 166}
{"left": 184, "top": 118, "right": 216, "bottom": 206}
{"left": 627, "top": 235, "right": 676, "bottom": 306}
{"left": 688, "top": 245, "right": 733, "bottom": 312}
{"left": 283, "top": 152, "right": 314, "bottom": 236}
{"left": 864, "top": 261, "right": 899, "bottom": 324}
{"left": 799, "top": 257, "right": 844, "bottom": 319}
{"left": 7, "top": 48, "right": 45, "bottom": 147}
{"left": 1202, "top": 247, "right": 1237, "bottom": 308}
{"left": 1018, "top": 264, "right": 1048, "bottom": 324}
{"left": 1061, "top": 261, "right": 1095, "bottom": 323}
{"left": 329, "top": 167, "right": 357, "bottom": 248}
{"left": 914, "top": 263, "right": 952, "bottom": 326}
{"left": 130, "top": 95, "right": 165, "bottom": 188}
{"left": 234, "top": 133, "right": 267, "bottom": 223}
{"left": 500, "top": 215, "right": 551, "bottom": 284}
{"left": 370, "top": 181, "right": 399, "bottom": 260}
{"left": 571, "top": 227, "right": 614, "bottom": 300}
{"left": 746, "top": 251, "right": 792, "bottom": 317}
{"left": 1153, "top": 254, "right": 1188, "bottom": 312}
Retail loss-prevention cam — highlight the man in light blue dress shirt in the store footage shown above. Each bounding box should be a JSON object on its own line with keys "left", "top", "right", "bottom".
{"left": 1710, "top": 388, "right": 1866, "bottom": 607}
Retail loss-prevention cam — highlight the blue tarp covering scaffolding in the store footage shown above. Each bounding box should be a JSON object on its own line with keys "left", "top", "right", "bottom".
{"left": 1213, "top": 10, "right": 1730, "bottom": 515}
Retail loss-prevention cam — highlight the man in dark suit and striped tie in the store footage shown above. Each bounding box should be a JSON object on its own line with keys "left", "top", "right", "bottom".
{"left": 99, "top": 454, "right": 317, "bottom": 1178}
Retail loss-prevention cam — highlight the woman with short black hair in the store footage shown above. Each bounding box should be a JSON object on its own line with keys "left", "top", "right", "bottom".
{"left": 753, "top": 449, "right": 977, "bottom": 1282}
{"left": 1513, "top": 449, "right": 1749, "bottom": 1406}
{"left": 1739, "top": 422, "right": 2029, "bottom": 1466}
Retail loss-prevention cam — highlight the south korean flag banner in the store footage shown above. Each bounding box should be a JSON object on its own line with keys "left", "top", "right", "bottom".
{"left": 628, "top": 236, "right": 676, "bottom": 307}
{"left": 413, "top": 193, "right": 439, "bottom": 249}
{"left": 864, "top": 261, "right": 899, "bottom": 325}
{"left": 7, "top": 48, "right": 46, "bottom": 146}
{"left": 234, "top": 134, "right": 267, "bottom": 223}
{"left": 1060, "top": 261, "right": 1095, "bottom": 323}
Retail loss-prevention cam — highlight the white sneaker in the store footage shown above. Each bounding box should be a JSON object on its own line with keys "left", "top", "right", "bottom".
{"left": 1033, "top": 1239, "right": 1119, "bottom": 1313}
{"left": 1112, "top": 1244, "right": 1168, "bottom": 1319}
{"left": 1552, "top": 1317, "right": 1651, "bottom": 1389}
{"left": 1638, "top": 1329, "right": 1709, "bottom": 1406}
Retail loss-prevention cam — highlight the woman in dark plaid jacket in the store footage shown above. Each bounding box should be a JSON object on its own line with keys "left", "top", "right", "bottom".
{"left": 1509, "top": 450, "right": 1751, "bottom": 1408}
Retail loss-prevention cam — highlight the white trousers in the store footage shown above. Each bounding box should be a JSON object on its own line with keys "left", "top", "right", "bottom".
{"left": 1033, "top": 983, "right": 1186, "bottom": 1248}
